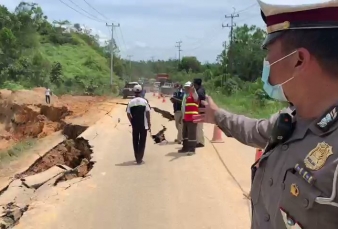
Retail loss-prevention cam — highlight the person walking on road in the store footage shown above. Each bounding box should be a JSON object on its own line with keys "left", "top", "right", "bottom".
{"left": 45, "top": 87, "right": 51, "bottom": 104}
{"left": 193, "top": 78, "right": 206, "bottom": 148}
{"left": 126, "top": 84, "right": 151, "bottom": 165}
{"left": 193, "top": 0, "right": 338, "bottom": 228}
{"left": 178, "top": 81, "right": 199, "bottom": 155}
{"left": 170, "top": 83, "right": 184, "bottom": 144}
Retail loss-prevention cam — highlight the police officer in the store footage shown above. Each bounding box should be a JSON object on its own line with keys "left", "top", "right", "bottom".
{"left": 126, "top": 85, "right": 151, "bottom": 165}
{"left": 170, "top": 83, "right": 184, "bottom": 144}
{"left": 193, "top": 0, "right": 338, "bottom": 228}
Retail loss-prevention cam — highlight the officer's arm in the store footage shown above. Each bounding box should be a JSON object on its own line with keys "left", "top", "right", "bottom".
{"left": 214, "top": 109, "right": 279, "bottom": 149}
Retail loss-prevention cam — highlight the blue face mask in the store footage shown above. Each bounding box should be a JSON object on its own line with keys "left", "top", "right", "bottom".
{"left": 261, "top": 51, "right": 297, "bottom": 102}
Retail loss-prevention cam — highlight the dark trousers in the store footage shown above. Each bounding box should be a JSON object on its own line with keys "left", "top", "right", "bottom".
{"left": 182, "top": 120, "right": 197, "bottom": 152}
{"left": 132, "top": 127, "right": 148, "bottom": 162}
{"left": 46, "top": 95, "right": 50, "bottom": 104}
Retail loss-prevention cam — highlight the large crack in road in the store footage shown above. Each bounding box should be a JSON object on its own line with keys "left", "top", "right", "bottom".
{"left": 0, "top": 124, "right": 95, "bottom": 228}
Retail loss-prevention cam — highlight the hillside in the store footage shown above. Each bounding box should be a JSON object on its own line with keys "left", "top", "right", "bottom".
{"left": 0, "top": 2, "right": 124, "bottom": 95}
{"left": 40, "top": 33, "right": 115, "bottom": 95}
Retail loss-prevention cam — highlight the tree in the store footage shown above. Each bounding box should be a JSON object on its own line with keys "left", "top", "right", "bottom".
{"left": 73, "top": 23, "right": 82, "bottom": 32}
{"left": 179, "top": 56, "right": 201, "bottom": 73}
{"left": 50, "top": 62, "right": 63, "bottom": 87}
{"left": 221, "top": 25, "right": 266, "bottom": 81}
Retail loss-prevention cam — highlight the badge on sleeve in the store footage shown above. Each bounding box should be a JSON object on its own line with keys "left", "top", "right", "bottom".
{"left": 304, "top": 142, "right": 333, "bottom": 170}
{"left": 316, "top": 107, "right": 337, "bottom": 131}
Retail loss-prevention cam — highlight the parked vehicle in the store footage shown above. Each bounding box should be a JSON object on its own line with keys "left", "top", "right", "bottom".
{"left": 122, "top": 82, "right": 140, "bottom": 99}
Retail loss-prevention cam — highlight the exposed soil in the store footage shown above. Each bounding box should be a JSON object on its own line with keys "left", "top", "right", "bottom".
{"left": 21, "top": 124, "right": 94, "bottom": 181}
{"left": 0, "top": 124, "right": 95, "bottom": 228}
{"left": 0, "top": 88, "right": 108, "bottom": 152}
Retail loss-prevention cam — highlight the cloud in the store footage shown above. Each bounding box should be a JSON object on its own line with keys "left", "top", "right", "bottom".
{"left": 133, "top": 41, "right": 147, "bottom": 48}
{"left": 2, "top": 0, "right": 264, "bottom": 62}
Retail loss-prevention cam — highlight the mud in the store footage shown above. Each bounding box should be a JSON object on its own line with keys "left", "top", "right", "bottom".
{"left": 0, "top": 123, "right": 95, "bottom": 228}
{"left": 0, "top": 93, "right": 70, "bottom": 151}
{"left": 21, "top": 124, "right": 93, "bottom": 178}
{"left": 0, "top": 88, "right": 110, "bottom": 152}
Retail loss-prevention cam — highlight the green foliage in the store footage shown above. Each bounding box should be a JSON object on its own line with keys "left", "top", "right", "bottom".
{"left": 179, "top": 56, "right": 201, "bottom": 73}
{"left": 120, "top": 24, "right": 283, "bottom": 118}
{"left": 0, "top": 2, "right": 125, "bottom": 95}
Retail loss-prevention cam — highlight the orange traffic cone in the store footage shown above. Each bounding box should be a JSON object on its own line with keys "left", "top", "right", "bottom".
{"left": 255, "top": 149, "right": 263, "bottom": 167}
{"left": 210, "top": 125, "right": 224, "bottom": 143}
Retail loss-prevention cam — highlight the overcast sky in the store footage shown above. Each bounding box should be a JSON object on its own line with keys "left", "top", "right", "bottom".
{"left": 2, "top": 0, "right": 265, "bottom": 63}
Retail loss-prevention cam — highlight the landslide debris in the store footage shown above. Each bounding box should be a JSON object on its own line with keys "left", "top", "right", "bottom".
{"left": 20, "top": 124, "right": 94, "bottom": 182}
{"left": 0, "top": 123, "right": 95, "bottom": 228}
{"left": 0, "top": 89, "right": 71, "bottom": 151}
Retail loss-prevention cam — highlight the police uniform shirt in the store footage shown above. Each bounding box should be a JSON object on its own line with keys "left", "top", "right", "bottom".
{"left": 126, "top": 97, "right": 150, "bottom": 130}
{"left": 213, "top": 0, "right": 338, "bottom": 227}
{"left": 215, "top": 103, "right": 338, "bottom": 228}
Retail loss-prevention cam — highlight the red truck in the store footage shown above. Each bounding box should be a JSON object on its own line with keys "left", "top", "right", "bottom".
{"left": 156, "top": 73, "right": 169, "bottom": 86}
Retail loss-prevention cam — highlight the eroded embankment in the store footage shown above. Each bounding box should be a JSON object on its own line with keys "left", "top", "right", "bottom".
{"left": 0, "top": 100, "right": 73, "bottom": 151}
{"left": 0, "top": 124, "right": 95, "bottom": 228}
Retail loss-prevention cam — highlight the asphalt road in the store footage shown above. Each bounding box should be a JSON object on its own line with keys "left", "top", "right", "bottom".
{"left": 14, "top": 96, "right": 251, "bottom": 229}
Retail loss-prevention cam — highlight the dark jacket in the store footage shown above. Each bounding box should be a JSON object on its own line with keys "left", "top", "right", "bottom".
{"left": 196, "top": 86, "right": 206, "bottom": 113}
{"left": 171, "top": 89, "right": 184, "bottom": 112}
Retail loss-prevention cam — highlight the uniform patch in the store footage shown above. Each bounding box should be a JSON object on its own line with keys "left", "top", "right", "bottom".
{"left": 316, "top": 107, "right": 337, "bottom": 130}
{"left": 304, "top": 142, "right": 333, "bottom": 170}
{"left": 290, "top": 183, "right": 299, "bottom": 196}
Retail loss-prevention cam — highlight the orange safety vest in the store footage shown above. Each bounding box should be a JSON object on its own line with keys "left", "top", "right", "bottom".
{"left": 184, "top": 93, "right": 199, "bottom": 121}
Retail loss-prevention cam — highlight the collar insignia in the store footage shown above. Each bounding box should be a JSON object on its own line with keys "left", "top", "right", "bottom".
{"left": 316, "top": 107, "right": 338, "bottom": 131}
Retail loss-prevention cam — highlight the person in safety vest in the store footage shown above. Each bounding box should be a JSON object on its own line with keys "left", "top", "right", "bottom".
{"left": 178, "top": 81, "right": 199, "bottom": 155}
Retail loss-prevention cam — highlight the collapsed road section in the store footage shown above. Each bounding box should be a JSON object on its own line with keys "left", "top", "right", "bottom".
{"left": 0, "top": 124, "right": 95, "bottom": 228}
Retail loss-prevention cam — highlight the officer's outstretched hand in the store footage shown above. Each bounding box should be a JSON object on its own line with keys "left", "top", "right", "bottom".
{"left": 193, "top": 96, "right": 219, "bottom": 124}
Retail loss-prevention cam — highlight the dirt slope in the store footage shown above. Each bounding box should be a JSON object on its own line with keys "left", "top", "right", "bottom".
{"left": 0, "top": 88, "right": 110, "bottom": 151}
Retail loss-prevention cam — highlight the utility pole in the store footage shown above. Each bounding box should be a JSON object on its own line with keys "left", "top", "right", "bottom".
{"left": 127, "top": 55, "right": 133, "bottom": 81}
{"left": 222, "top": 41, "right": 227, "bottom": 86}
{"left": 175, "top": 41, "right": 182, "bottom": 69}
{"left": 222, "top": 8, "right": 239, "bottom": 73}
{"left": 106, "top": 22, "right": 120, "bottom": 85}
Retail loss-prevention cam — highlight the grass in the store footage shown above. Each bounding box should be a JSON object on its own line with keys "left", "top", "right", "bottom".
{"left": 40, "top": 43, "right": 110, "bottom": 80}
{"left": 210, "top": 90, "right": 285, "bottom": 119}
{"left": 40, "top": 35, "right": 122, "bottom": 96}
{"left": 0, "top": 139, "right": 37, "bottom": 166}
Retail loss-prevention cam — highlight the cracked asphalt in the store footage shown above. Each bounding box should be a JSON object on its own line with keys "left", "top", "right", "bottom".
{"left": 13, "top": 96, "right": 251, "bottom": 229}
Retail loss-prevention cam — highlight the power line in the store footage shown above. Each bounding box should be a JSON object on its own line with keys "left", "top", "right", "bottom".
{"left": 118, "top": 27, "right": 127, "bottom": 53}
{"left": 106, "top": 22, "right": 120, "bottom": 85}
{"left": 235, "top": 3, "right": 258, "bottom": 13}
{"left": 185, "top": 31, "right": 223, "bottom": 51}
{"left": 127, "top": 55, "right": 133, "bottom": 81}
{"left": 82, "top": 0, "right": 110, "bottom": 21}
{"left": 66, "top": 0, "right": 106, "bottom": 22}
{"left": 59, "top": 0, "right": 105, "bottom": 23}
